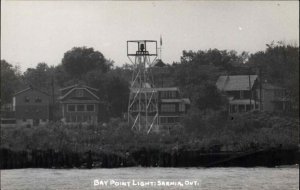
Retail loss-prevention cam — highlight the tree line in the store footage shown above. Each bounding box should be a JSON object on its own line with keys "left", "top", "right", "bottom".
{"left": 1, "top": 42, "right": 299, "bottom": 122}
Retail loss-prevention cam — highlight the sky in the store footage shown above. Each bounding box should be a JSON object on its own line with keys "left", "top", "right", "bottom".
{"left": 1, "top": 1, "right": 299, "bottom": 72}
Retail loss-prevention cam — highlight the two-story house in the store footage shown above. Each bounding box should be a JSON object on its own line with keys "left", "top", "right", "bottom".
{"left": 13, "top": 86, "right": 50, "bottom": 126}
{"left": 157, "top": 87, "right": 190, "bottom": 126}
{"left": 59, "top": 84, "right": 100, "bottom": 125}
{"left": 216, "top": 75, "right": 259, "bottom": 113}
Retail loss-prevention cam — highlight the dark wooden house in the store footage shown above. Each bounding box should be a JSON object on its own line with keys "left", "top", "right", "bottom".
{"left": 13, "top": 86, "right": 50, "bottom": 126}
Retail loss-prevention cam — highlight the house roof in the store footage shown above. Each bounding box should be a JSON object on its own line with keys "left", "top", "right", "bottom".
{"left": 59, "top": 84, "right": 98, "bottom": 92}
{"left": 59, "top": 85, "right": 99, "bottom": 101}
{"left": 216, "top": 75, "right": 258, "bottom": 91}
{"left": 14, "top": 86, "right": 50, "bottom": 96}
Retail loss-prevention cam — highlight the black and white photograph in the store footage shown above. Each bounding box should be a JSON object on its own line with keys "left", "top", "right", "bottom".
{"left": 0, "top": 1, "right": 299, "bottom": 189}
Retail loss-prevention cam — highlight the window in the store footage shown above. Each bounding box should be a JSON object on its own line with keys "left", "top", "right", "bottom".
{"left": 168, "top": 117, "right": 179, "bottom": 123}
{"left": 87, "top": 104, "right": 95, "bottom": 112}
{"left": 160, "top": 91, "right": 177, "bottom": 99}
{"left": 160, "top": 117, "right": 167, "bottom": 124}
{"left": 148, "top": 104, "right": 155, "bottom": 112}
{"left": 274, "top": 90, "right": 284, "bottom": 98}
{"left": 77, "top": 105, "right": 85, "bottom": 111}
{"left": 238, "top": 105, "right": 245, "bottom": 112}
{"left": 76, "top": 89, "right": 84, "bottom": 97}
{"left": 68, "top": 105, "right": 76, "bottom": 112}
{"left": 161, "top": 104, "right": 176, "bottom": 112}
{"left": 179, "top": 103, "right": 185, "bottom": 112}
{"left": 23, "top": 118, "right": 27, "bottom": 122}
{"left": 160, "top": 117, "right": 179, "bottom": 124}
{"left": 243, "top": 91, "right": 251, "bottom": 99}
{"left": 230, "top": 105, "right": 237, "bottom": 113}
{"left": 246, "top": 105, "right": 251, "bottom": 111}
{"left": 228, "top": 91, "right": 240, "bottom": 99}
{"left": 35, "top": 97, "right": 42, "bottom": 103}
{"left": 24, "top": 97, "right": 30, "bottom": 103}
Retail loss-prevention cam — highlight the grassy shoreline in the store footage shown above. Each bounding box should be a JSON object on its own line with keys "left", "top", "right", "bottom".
{"left": 1, "top": 111, "right": 298, "bottom": 168}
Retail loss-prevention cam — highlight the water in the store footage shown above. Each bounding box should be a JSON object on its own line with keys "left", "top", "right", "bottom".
{"left": 1, "top": 167, "right": 298, "bottom": 190}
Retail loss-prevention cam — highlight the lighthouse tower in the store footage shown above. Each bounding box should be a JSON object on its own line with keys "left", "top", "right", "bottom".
{"left": 127, "top": 40, "right": 159, "bottom": 134}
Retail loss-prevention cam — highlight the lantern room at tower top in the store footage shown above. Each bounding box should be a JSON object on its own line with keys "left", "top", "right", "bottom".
{"left": 127, "top": 40, "right": 158, "bottom": 56}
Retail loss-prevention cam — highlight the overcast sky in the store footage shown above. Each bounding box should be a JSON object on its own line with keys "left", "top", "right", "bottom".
{"left": 1, "top": 1, "right": 299, "bottom": 72}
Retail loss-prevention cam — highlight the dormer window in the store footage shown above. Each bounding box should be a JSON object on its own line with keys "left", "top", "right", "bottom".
{"left": 35, "top": 97, "right": 42, "bottom": 103}
{"left": 76, "top": 89, "right": 84, "bottom": 97}
{"left": 24, "top": 97, "right": 30, "bottom": 103}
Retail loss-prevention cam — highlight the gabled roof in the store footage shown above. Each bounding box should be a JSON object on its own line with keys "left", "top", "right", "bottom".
{"left": 14, "top": 86, "right": 50, "bottom": 96}
{"left": 216, "top": 75, "right": 258, "bottom": 91}
{"left": 59, "top": 85, "right": 99, "bottom": 101}
{"left": 59, "top": 84, "right": 98, "bottom": 92}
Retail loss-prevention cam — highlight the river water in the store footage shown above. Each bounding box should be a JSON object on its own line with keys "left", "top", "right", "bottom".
{"left": 1, "top": 167, "right": 298, "bottom": 190}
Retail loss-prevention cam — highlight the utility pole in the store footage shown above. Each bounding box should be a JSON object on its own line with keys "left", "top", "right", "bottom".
{"left": 248, "top": 71, "right": 252, "bottom": 111}
{"left": 51, "top": 73, "right": 55, "bottom": 121}
{"left": 259, "top": 66, "right": 262, "bottom": 111}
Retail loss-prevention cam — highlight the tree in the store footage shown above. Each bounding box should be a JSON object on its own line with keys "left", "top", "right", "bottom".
{"left": 104, "top": 72, "right": 130, "bottom": 118}
{"left": 83, "top": 68, "right": 129, "bottom": 121}
{"left": 1, "top": 60, "right": 22, "bottom": 105}
{"left": 23, "top": 62, "right": 54, "bottom": 93}
{"left": 180, "top": 49, "right": 244, "bottom": 71}
{"left": 62, "top": 47, "right": 112, "bottom": 79}
{"left": 194, "top": 83, "right": 228, "bottom": 111}
{"left": 248, "top": 42, "right": 299, "bottom": 111}
{"left": 54, "top": 64, "right": 72, "bottom": 87}
{"left": 172, "top": 59, "right": 226, "bottom": 110}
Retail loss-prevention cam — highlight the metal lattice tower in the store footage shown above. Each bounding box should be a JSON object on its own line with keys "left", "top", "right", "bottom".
{"left": 127, "top": 40, "right": 159, "bottom": 134}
